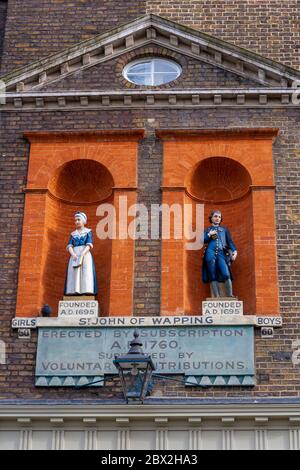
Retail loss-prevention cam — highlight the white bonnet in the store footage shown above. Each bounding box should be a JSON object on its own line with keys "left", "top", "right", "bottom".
{"left": 74, "top": 211, "right": 87, "bottom": 224}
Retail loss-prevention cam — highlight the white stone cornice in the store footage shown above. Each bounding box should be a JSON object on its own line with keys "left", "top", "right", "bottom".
{"left": 1, "top": 403, "right": 300, "bottom": 420}
{"left": 0, "top": 88, "right": 298, "bottom": 111}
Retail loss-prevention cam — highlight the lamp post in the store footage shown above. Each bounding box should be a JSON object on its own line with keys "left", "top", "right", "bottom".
{"left": 113, "top": 330, "right": 155, "bottom": 403}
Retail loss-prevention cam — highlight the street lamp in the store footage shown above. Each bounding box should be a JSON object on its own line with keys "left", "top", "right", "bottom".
{"left": 113, "top": 330, "right": 155, "bottom": 403}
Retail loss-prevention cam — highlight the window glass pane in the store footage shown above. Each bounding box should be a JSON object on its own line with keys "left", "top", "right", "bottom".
{"left": 154, "top": 59, "right": 178, "bottom": 73}
{"left": 126, "top": 73, "right": 152, "bottom": 85}
{"left": 152, "top": 73, "right": 178, "bottom": 85}
{"left": 124, "top": 58, "right": 181, "bottom": 86}
{"left": 128, "top": 62, "right": 151, "bottom": 74}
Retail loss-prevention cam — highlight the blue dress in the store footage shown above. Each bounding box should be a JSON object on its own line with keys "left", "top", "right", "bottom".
{"left": 64, "top": 228, "right": 98, "bottom": 295}
{"left": 202, "top": 225, "right": 236, "bottom": 283}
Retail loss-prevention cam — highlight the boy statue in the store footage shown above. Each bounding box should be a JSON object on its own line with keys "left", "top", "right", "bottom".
{"left": 202, "top": 210, "right": 237, "bottom": 298}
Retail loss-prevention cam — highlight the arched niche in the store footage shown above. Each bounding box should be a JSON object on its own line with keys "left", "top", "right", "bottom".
{"left": 40, "top": 159, "right": 114, "bottom": 316}
{"left": 16, "top": 130, "right": 142, "bottom": 318}
{"left": 184, "top": 156, "right": 255, "bottom": 315}
{"left": 159, "top": 128, "right": 279, "bottom": 317}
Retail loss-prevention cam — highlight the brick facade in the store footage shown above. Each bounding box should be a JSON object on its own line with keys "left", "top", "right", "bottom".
{"left": 159, "top": 130, "right": 279, "bottom": 316}
{"left": 146, "top": 0, "right": 300, "bottom": 71}
{"left": 0, "top": 3, "right": 299, "bottom": 401}
{"left": 1, "top": 1, "right": 299, "bottom": 75}
{"left": 0, "top": 107, "right": 299, "bottom": 399}
{"left": 0, "top": 0, "right": 146, "bottom": 75}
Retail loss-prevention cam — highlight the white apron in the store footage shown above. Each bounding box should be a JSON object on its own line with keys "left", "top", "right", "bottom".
{"left": 65, "top": 245, "right": 95, "bottom": 295}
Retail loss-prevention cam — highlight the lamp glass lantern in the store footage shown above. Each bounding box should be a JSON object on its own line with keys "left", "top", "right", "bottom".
{"left": 113, "top": 330, "right": 155, "bottom": 403}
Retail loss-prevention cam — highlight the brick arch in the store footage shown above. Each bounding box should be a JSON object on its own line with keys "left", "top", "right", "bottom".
{"left": 183, "top": 155, "right": 255, "bottom": 313}
{"left": 48, "top": 159, "right": 114, "bottom": 203}
{"left": 27, "top": 138, "right": 137, "bottom": 191}
{"left": 16, "top": 131, "right": 142, "bottom": 318}
{"left": 186, "top": 156, "right": 252, "bottom": 202}
{"left": 41, "top": 158, "right": 115, "bottom": 316}
{"left": 163, "top": 139, "right": 274, "bottom": 188}
{"left": 159, "top": 129, "right": 279, "bottom": 317}
{"left": 184, "top": 156, "right": 255, "bottom": 314}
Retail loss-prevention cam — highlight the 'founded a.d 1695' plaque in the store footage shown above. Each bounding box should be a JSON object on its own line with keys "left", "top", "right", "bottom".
{"left": 202, "top": 300, "right": 243, "bottom": 316}
{"left": 58, "top": 300, "right": 98, "bottom": 317}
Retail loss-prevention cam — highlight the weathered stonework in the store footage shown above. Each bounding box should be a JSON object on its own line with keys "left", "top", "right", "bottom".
{"left": 2, "top": 15, "right": 299, "bottom": 93}
{"left": 38, "top": 46, "right": 261, "bottom": 92}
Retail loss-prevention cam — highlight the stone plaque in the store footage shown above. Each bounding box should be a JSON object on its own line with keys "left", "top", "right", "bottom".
{"left": 261, "top": 327, "right": 274, "bottom": 338}
{"left": 35, "top": 325, "right": 255, "bottom": 387}
{"left": 202, "top": 300, "right": 243, "bottom": 316}
{"left": 58, "top": 300, "right": 98, "bottom": 317}
{"left": 17, "top": 328, "right": 31, "bottom": 340}
{"left": 256, "top": 316, "right": 282, "bottom": 327}
{"left": 11, "top": 318, "right": 37, "bottom": 328}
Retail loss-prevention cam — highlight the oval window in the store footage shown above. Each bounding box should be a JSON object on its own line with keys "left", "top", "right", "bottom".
{"left": 123, "top": 57, "right": 181, "bottom": 86}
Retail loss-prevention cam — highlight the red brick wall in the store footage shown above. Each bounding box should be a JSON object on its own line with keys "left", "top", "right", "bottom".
{"left": 160, "top": 131, "right": 279, "bottom": 317}
{"left": 15, "top": 132, "right": 141, "bottom": 318}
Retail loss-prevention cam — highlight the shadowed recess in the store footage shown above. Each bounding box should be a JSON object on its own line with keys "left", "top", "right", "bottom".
{"left": 48, "top": 159, "right": 114, "bottom": 203}
{"left": 187, "top": 156, "right": 252, "bottom": 202}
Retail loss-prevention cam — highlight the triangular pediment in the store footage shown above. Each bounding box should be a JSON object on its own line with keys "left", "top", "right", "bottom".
{"left": 35, "top": 45, "right": 264, "bottom": 93}
{"left": 1, "top": 14, "right": 300, "bottom": 93}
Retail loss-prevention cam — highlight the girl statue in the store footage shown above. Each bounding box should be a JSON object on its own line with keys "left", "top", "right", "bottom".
{"left": 202, "top": 210, "right": 237, "bottom": 298}
{"left": 64, "top": 211, "right": 98, "bottom": 296}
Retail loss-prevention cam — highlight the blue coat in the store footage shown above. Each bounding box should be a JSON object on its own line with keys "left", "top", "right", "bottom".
{"left": 202, "top": 225, "right": 237, "bottom": 283}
